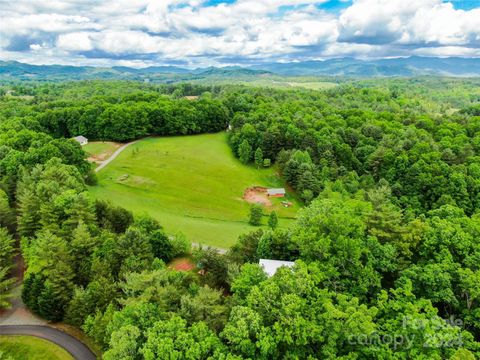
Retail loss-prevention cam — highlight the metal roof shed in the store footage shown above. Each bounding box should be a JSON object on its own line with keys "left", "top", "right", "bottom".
{"left": 259, "top": 259, "right": 295, "bottom": 277}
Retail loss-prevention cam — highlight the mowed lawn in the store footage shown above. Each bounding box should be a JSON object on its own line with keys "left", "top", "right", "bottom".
{"left": 0, "top": 336, "right": 74, "bottom": 360}
{"left": 89, "top": 133, "right": 300, "bottom": 248}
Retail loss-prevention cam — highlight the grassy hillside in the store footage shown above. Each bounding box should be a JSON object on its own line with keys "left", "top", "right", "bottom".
{"left": 190, "top": 76, "right": 338, "bottom": 90}
{"left": 0, "top": 336, "right": 74, "bottom": 360}
{"left": 89, "top": 133, "right": 300, "bottom": 248}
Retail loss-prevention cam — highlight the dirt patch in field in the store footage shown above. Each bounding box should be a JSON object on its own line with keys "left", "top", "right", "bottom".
{"left": 116, "top": 175, "right": 156, "bottom": 188}
{"left": 169, "top": 257, "right": 196, "bottom": 272}
{"left": 243, "top": 186, "right": 272, "bottom": 207}
{"left": 87, "top": 142, "right": 122, "bottom": 163}
{"left": 88, "top": 157, "right": 99, "bottom": 164}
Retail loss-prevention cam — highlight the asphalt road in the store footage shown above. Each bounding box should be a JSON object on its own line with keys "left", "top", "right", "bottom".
{"left": 95, "top": 140, "right": 136, "bottom": 172}
{"left": 0, "top": 325, "right": 96, "bottom": 360}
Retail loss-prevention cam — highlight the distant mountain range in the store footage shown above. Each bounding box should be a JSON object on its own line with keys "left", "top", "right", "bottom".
{"left": 1, "top": 57, "right": 479, "bottom": 81}
{"left": 250, "top": 57, "right": 480, "bottom": 77}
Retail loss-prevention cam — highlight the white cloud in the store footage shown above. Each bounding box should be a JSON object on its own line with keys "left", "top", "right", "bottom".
{"left": 0, "top": 0, "right": 479, "bottom": 66}
{"left": 408, "top": 4, "right": 480, "bottom": 46}
{"left": 322, "top": 42, "right": 382, "bottom": 58}
{"left": 2, "top": 14, "right": 97, "bottom": 35}
{"left": 413, "top": 46, "right": 480, "bottom": 57}
{"left": 93, "top": 31, "right": 163, "bottom": 54}
{"left": 57, "top": 32, "right": 94, "bottom": 51}
{"left": 29, "top": 44, "right": 43, "bottom": 51}
{"left": 339, "top": 0, "right": 480, "bottom": 47}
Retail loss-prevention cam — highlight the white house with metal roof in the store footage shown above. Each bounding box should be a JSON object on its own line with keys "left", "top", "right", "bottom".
{"left": 259, "top": 259, "right": 295, "bottom": 277}
{"left": 73, "top": 135, "right": 88, "bottom": 146}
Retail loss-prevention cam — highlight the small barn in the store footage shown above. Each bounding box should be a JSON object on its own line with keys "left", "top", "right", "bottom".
{"left": 73, "top": 135, "right": 88, "bottom": 146}
{"left": 267, "top": 188, "right": 285, "bottom": 197}
{"left": 259, "top": 259, "right": 295, "bottom": 277}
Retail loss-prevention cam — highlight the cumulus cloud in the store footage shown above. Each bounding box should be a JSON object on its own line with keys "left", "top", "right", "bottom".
{"left": 0, "top": 0, "right": 479, "bottom": 67}
{"left": 56, "top": 32, "right": 94, "bottom": 52}
{"left": 339, "top": 0, "right": 480, "bottom": 47}
{"left": 29, "top": 44, "right": 43, "bottom": 51}
{"left": 2, "top": 14, "right": 97, "bottom": 35}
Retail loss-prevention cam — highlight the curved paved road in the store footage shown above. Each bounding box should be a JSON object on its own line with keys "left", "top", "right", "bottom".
{"left": 0, "top": 325, "right": 96, "bottom": 360}
{"left": 95, "top": 140, "right": 137, "bottom": 172}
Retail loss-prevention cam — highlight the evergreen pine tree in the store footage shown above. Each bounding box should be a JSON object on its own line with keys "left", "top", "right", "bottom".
{"left": 254, "top": 147, "right": 263, "bottom": 168}
{"left": 0, "top": 266, "right": 15, "bottom": 309}
{"left": 17, "top": 189, "right": 40, "bottom": 237}
{"left": 238, "top": 140, "right": 252, "bottom": 164}
{"left": 22, "top": 273, "right": 45, "bottom": 314}
{"left": 249, "top": 205, "right": 263, "bottom": 226}
{"left": 0, "top": 190, "right": 15, "bottom": 232}
{"left": 38, "top": 282, "right": 64, "bottom": 321}
{"left": 0, "top": 228, "right": 15, "bottom": 269}
{"left": 268, "top": 211, "right": 278, "bottom": 230}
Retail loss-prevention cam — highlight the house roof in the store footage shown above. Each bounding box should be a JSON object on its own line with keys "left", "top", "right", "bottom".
{"left": 73, "top": 135, "right": 88, "bottom": 143}
{"left": 267, "top": 188, "right": 285, "bottom": 195}
{"left": 259, "top": 259, "right": 295, "bottom": 277}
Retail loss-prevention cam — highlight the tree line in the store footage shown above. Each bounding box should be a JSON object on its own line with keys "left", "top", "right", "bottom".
{"left": 0, "top": 82, "right": 229, "bottom": 142}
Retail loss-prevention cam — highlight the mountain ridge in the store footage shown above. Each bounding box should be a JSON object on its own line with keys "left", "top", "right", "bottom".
{"left": 1, "top": 57, "right": 480, "bottom": 80}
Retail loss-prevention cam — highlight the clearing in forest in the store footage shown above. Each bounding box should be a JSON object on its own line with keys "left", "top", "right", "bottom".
{"left": 89, "top": 133, "right": 300, "bottom": 248}
{"left": 83, "top": 141, "right": 121, "bottom": 165}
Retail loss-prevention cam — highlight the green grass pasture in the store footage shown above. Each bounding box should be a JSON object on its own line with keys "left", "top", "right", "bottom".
{"left": 89, "top": 133, "right": 300, "bottom": 248}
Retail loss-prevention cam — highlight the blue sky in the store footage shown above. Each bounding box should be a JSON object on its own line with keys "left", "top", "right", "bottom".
{"left": 203, "top": 0, "right": 353, "bottom": 10}
{"left": 446, "top": 0, "right": 480, "bottom": 10}
{"left": 0, "top": 0, "right": 479, "bottom": 67}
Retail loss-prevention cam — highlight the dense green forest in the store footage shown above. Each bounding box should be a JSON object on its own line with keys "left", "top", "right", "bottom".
{"left": 1, "top": 78, "right": 480, "bottom": 359}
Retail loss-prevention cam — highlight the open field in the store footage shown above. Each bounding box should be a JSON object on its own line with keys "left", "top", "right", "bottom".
{"left": 238, "top": 79, "right": 338, "bottom": 90}
{"left": 0, "top": 335, "right": 74, "bottom": 360}
{"left": 282, "top": 81, "right": 338, "bottom": 90}
{"left": 89, "top": 133, "right": 300, "bottom": 248}
{"left": 192, "top": 77, "right": 338, "bottom": 90}
{"left": 83, "top": 141, "right": 121, "bottom": 164}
